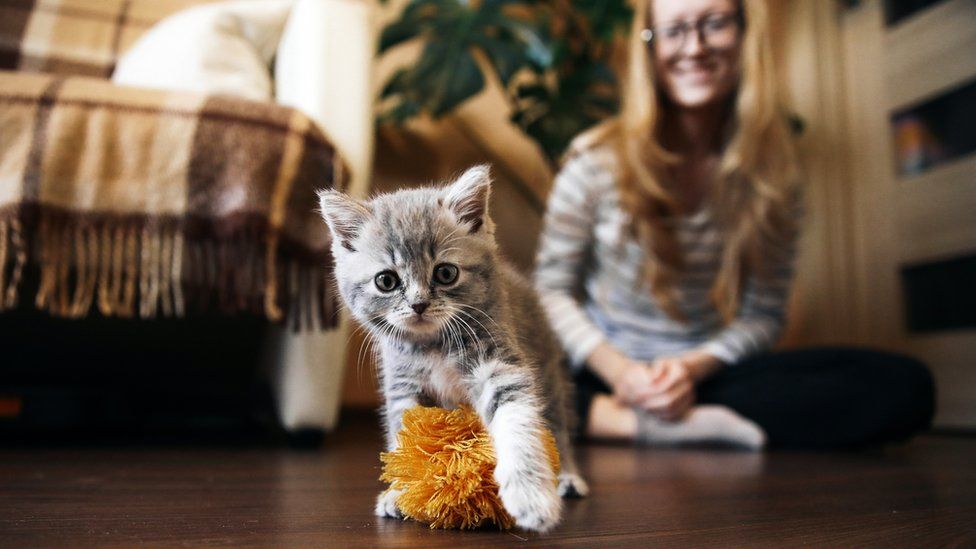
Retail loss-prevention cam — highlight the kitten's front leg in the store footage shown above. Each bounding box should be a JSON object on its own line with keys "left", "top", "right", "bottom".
{"left": 468, "top": 361, "right": 561, "bottom": 533}
{"left": 546, "top": 382, "right": 589, "bottom": 498}
{"left": 381, "top": 387, "right": 420, "bottom": 452}
{"left": 376, "top": 375, "right": 421, "bottom": 520}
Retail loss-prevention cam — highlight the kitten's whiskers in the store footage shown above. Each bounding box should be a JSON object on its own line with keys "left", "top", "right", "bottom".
{"left": 442, "top": 304, "right": 498, "bottom": 354}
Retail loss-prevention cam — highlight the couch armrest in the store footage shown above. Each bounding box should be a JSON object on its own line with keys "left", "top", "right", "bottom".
{"left": 270, "top": 0, "right": 378, "bottom": 433}
{"left": 275, "top": 0, "right": 377, "bottom": 199}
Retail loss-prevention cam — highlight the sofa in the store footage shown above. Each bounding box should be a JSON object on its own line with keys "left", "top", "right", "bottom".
{"left": 0, "top": 0, "right": 376, "bottom": 434}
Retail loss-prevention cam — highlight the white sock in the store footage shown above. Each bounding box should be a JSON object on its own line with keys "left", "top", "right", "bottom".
{"left": 637, "top": 405, "right": 767, "bottom": 450}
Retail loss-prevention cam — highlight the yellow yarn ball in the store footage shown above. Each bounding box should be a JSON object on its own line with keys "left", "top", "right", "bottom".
{"left": 379, "top": 405, "right": 560, "bottom": 530}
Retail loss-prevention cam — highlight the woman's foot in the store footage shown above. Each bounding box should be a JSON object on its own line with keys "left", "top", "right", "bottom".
{"left": 636, "top": 405, "right": 767, "bottom": 449}
{"left": 587, "top": 394, "right": 766, "bottom": 450}
{"left": 587, "top": 393, "right": 639, "bottom": 439}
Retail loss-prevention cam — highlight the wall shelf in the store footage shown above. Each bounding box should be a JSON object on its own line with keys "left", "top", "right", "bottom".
{"left": 883, "top": 0, "right": 976, "bottom": 110}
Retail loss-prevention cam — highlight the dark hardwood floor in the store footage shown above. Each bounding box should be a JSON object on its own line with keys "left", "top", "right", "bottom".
{"left": 2, "top": 409, "right": 974, "bottom": 547}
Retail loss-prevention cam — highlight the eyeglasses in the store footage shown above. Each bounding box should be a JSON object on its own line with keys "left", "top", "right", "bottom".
{"left": 640, "top": 11, "right": 744, "bottom": 57}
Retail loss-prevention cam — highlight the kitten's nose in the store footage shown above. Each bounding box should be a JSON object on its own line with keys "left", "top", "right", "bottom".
{"left": 411, "top": 302, "right": 429, "bottom": 315}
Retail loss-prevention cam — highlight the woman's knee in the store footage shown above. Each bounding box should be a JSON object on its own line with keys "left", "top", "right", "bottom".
{"left": 898, "top": 355, "right": 936, "bottom": 428}
{"left": 875, "top": 352, "right": 936, "bottom": 436}
{"left": 824, "top": 347, "right": 936, "bottom": 444}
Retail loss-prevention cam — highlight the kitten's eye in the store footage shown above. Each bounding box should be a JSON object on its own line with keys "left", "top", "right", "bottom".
{"left": 433, "top": 263, "right": 459, "bottom": 285}
{"left": 374, "top": 271, "right": 400, "bottom": 292}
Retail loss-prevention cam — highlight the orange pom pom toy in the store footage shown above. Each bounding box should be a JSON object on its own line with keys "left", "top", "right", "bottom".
{"left": 379, "top": 405, "right": 560, "bottom": 530}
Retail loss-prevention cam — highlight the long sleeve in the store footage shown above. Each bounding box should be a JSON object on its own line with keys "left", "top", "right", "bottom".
{"left": 534, "top": 155, "right": 608, "bottom": 371}
{"left": 700, "top": 223, "right": 799, "bottom": 365}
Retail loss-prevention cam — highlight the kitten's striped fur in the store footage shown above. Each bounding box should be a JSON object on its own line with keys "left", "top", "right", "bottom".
{"left": 318, "top": 166, "right": 587, "bottom": 533}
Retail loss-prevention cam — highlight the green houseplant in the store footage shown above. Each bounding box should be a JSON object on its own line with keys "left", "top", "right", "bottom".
{"left": 378, "top": 0, "right": 633, "bottom": 166}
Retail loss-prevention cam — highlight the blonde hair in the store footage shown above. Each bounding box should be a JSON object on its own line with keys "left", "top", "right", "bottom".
{"left": 572, "top": 0, "right": 799, "bottom": 323}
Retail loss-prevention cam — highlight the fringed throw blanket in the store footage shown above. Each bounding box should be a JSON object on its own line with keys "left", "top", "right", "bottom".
{"left": 0, "top": 71, "right": 347, "bottom": 329}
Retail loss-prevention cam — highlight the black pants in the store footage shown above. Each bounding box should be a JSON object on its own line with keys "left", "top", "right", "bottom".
{"left": 574, "top": 347, "right": 936, "bottom": 449}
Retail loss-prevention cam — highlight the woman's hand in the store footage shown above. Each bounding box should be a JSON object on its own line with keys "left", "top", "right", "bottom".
{"left": 639, "top": 351, "right": 723, "bottom": 420}
{"left": 587, "top": 343, "right": 656, "bottom": 406}
{"left": 638, "top": 358, "right": 696, "bottom": 421}
{"left": 609, "top": 359, "right": 657, "bottom": 407}
{"left": 587, "top": 343, "right": 723, "bottom": 419}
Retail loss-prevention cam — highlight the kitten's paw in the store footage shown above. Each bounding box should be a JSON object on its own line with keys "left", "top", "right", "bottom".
{"left": 374, "top": 489, "right": 403, "bottom": 519}
{"left": 557, "top": 472, "right": 589, "bottom": 498}
{"left": 499, "top": 479, "right": 562, "bottom": 533}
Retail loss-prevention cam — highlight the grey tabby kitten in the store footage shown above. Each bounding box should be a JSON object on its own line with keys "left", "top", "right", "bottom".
{"left": 317, "top": 166, "right": 588, "bottom": 533}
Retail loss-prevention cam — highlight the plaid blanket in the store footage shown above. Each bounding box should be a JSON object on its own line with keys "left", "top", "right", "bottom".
{"left": 0, "top": 70, "right": 346, "bottom": 329}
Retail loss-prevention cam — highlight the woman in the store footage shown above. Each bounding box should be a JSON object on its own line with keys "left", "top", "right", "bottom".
{"left": 534, "top": 0, "right": 934, "bottom": 449}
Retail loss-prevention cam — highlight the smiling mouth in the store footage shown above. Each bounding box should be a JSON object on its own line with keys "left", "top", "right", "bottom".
{"left": 677, "top": 66, "right": 713, "bottom": 77}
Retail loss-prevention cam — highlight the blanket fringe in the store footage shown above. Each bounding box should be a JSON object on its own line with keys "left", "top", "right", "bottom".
{"left": 0, "top": 216, "right": 27, "bottom": 311}
{"left": 1, "top": 209, "right": 335, "bottom": 330}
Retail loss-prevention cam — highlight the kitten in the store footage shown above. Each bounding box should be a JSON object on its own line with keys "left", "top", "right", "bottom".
{"left": 318, "top": 166, "right": 587, "bottom": 533}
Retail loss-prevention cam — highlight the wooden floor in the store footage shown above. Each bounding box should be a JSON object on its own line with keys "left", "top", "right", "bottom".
{"left": 2, "top": 410, "right": 974, "bottom": 547}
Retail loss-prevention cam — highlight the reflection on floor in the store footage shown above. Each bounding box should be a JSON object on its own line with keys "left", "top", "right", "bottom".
{"left": 1, "top": 409, "right": 974, "bottom": 546}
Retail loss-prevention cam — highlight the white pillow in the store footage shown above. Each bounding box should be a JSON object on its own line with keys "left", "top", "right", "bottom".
{"left": 113, "top": 0, "right": 294, "bottom": 102}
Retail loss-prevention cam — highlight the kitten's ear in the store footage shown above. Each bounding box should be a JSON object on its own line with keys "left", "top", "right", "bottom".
{"left": 443, "top": 165, "right": 491, "bottom": 234}
{"left": 317, "top": 189, "right": 371, "bottom": 251}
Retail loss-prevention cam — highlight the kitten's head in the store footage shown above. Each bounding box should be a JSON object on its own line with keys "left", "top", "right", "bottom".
{"left": 317, "top": 165, "right": 497, "bottom": 342}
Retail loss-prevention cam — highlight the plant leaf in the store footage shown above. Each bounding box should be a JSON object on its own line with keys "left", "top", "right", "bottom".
{"left": 474, "top": 35, "right": 526, "bottom": 85}
{"left": 379, "top": 1, "right": 441, "bottom": 52}
{"left": 496, "top": 18, "right": 552, "bottom": 69}
{"left": 428, "top": 46, "right": 484, "bottom": 116}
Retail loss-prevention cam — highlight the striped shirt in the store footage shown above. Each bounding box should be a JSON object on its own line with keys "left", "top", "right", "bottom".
{"left": 533, "top": 147, "right": 796, "bottom": 372}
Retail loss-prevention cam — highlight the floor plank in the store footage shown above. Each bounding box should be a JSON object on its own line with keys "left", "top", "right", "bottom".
{"left": 1, "top": 410, "right": 974, "bottom": 547}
